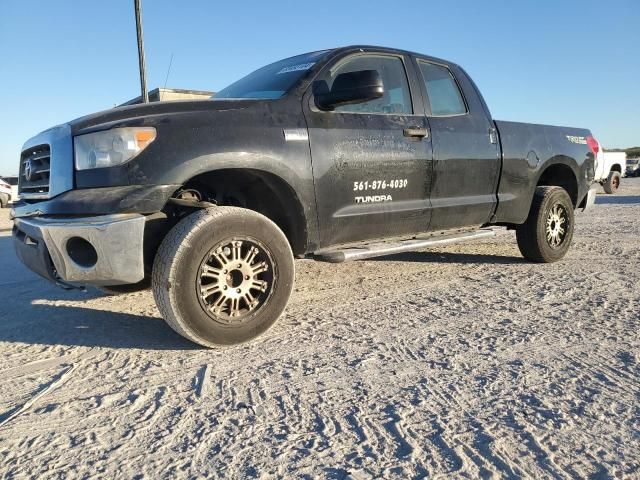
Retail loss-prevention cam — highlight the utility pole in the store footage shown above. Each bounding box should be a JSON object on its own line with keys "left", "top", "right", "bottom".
{"left": 134, "top": 0, "right": 149, "bottom": 103}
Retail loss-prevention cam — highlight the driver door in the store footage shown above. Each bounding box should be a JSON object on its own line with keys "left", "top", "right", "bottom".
{"left": 302, "top": 52, "right": 433, "bottom": 248}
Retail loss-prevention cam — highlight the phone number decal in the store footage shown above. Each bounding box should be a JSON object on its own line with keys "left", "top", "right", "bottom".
{"left": 353, "top": 179, "right": 408, "bottom": 191}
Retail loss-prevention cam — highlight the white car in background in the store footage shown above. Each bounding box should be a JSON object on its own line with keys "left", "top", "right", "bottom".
{"left": 0, "top": 178, "right": 13, "bottom": 208}
{"left": 0, "top": 176, "right": 19, "bottom": 206}
{"left": 626, "top": 158, "right": 640, "bottom": 177}
{"left": 594, "top": 147, "right": 627, "bottom": 194}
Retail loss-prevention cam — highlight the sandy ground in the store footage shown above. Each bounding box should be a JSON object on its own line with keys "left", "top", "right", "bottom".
{"left": 0, "top": 180, "right": 639, "bottom": 479}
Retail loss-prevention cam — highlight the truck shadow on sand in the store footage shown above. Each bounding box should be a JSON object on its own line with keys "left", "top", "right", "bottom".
{"left": 370, "top": 251, "right": 524, "bottom": 264}
{"left": 0, "top": 303, "right": 199, "bottom": 351}
{"left": 1, "top": 234, "right": 198, "bottom": 350}
{"left": 595, "top": 195, "right": 640, "bottom": 205}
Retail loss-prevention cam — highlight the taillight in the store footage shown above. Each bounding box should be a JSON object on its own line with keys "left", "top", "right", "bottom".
{"left": 586, "top": 136, "right": 600, "bottom": 155}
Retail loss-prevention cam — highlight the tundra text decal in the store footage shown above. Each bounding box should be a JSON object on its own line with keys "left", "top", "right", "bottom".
{"left": 352, "top": 179, "right": 407, "bottom": 203}
{"left": 566, "top": 135, "right": 587, "bottom": 145}
{"left": 355, "top": 195, "right": 393, "bottom": 204}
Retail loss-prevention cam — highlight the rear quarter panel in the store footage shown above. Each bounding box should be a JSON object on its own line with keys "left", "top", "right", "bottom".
{"left": 493, "top": 120, "right": 594, "bottom": 224}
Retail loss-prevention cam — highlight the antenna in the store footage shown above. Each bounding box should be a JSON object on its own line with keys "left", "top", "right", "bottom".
{"left": 163, "top": 53, "right": 174, "bottom": 89}
{"left": 134, "top": 0, "right": 149, "bottom": 103}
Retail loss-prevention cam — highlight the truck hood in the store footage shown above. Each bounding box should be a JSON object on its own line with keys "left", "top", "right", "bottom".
{"left": 68, "top": 99, "right": 261, "bottom": 134}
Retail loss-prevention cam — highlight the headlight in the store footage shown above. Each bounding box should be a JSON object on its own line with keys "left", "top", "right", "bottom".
{"left": 74, "top": 127, "right": 156, "bottom": 170}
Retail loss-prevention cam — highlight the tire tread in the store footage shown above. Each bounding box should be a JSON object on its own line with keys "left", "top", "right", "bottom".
{"left": 603, "top": 171, "right": 620, "bottom": 194}
{"left": 153, "top": 208, "right": 229, "bottom": 346}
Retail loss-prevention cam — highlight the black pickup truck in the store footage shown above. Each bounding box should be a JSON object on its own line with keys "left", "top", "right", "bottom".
{"left": 12, "top": 46, "right": 598, "bottom": 347}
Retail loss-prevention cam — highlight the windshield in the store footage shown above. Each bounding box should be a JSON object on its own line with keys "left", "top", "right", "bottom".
{"left": 214, "top": 50, "right": 330, "bottom": 100}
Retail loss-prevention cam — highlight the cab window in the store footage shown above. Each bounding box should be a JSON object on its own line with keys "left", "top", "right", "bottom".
{"left": 322, "top": 54, "right": 413, "bottom": 114}
{"left": 418, "top": 61, "right": 467, "bottom": 116}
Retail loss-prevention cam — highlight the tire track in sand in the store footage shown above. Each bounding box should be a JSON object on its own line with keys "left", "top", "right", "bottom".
{"left": 0, "top": 350, "right": 97, "bottom": 428}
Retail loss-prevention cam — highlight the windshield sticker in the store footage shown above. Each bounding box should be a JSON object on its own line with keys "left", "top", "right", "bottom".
{"left": 276, "top": 62, "right": 315, "bottom": 74}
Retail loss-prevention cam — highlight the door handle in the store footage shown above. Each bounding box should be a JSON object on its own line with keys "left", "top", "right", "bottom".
{"left": 488, "top": 127, "right": 498, "bottom": 144}
{"left": 403, "top": 127, "right": 429, "bottom": 139}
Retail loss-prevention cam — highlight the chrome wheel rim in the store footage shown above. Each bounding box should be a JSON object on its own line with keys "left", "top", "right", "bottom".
{"left": 545, "top": 203, "right": 569, "bottom": 248}
{"left": 197, "top": 237, "right": 275, "bottom": 324}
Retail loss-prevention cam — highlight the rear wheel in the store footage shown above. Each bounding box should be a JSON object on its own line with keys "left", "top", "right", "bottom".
{"left": 603, "top": 171, "right": 621, "bottom": 194}
{"left": 516, "top": 186, "right": 574, "bottom": 263}
{"left": 152, "top": 207, "right": 294, "bottom": 348}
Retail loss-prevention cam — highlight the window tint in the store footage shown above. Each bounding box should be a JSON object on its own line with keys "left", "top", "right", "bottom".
{"left": 323, "top": 55, "right": 412, "bottom": 114}
{"left": 418, "top": 61, "right": 467, "bottom": 116}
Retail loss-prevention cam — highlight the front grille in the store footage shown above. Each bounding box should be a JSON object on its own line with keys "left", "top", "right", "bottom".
{"left": 19, "top": 144, "right": 51, "bottom": 197}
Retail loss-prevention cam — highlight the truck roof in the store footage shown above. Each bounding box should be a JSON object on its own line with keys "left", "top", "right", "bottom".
{"left": 329, "top": 45, "right": 459, "bottom": 69}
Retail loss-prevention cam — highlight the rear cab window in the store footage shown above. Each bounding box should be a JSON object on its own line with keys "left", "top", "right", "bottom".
{"left": 417, "top": 61, "right": 467, "bottom": 116}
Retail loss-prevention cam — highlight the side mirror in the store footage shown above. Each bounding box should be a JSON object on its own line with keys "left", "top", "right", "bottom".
{"left": 315, "top": 69, "right": 384, "bottom": 111}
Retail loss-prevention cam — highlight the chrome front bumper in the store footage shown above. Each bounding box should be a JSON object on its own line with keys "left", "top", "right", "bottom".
{"left": 13, "top": 214, "right": 146, "bottom": 287}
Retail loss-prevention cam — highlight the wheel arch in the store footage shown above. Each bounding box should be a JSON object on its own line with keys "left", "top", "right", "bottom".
{"left": 535, "top": 161, "right": 579, "bottom": 207}
{"left": 610, "top": 163, "right": 622, "bottom": 174}
{"left": 172, "top": 168, "right": 310, "bottom": 256}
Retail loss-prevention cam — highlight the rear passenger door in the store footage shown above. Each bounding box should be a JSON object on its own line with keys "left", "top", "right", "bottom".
{"left": 415, "top": 59, "right": 500, "bottom": 231}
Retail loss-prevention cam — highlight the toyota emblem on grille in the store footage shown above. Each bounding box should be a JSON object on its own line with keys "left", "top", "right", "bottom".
{"left": 24, "top": 158, "right": 33, "bottom": 182}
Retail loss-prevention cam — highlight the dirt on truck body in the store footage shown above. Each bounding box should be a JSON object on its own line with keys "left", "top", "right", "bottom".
{"left": 12, "top": 45, "right": 598, "bottom": 347}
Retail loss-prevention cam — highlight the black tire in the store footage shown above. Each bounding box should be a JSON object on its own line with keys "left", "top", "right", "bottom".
{"left": 603, "top": 171, "right": 621, "bottom": 194}
{"left": 0, "top": 193, "right": 8, "bottom": 208}
{"left": 516, "top": 186, "right": 575, "bottom": 263}
{"left": 99, "top": 278, "right": 151, "bottom": 295}
{"left": 152, "top": 207, "right": 294, "bottom": 348}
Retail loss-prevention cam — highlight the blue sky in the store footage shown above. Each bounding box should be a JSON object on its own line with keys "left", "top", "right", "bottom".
{"left": 1, "top": 0, "right": 638, "bottom": 175}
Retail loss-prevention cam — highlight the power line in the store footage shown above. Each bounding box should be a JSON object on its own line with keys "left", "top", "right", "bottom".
{"left": 163, "top": 53, "right": 174, "bottom": 89}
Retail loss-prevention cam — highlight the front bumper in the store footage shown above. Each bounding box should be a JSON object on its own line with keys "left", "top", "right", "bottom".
{"left": 581, "top": 185, "right": 598, "bottom": 212}
{"left": 13, "top": 214, "right": 146, "bottom": 287}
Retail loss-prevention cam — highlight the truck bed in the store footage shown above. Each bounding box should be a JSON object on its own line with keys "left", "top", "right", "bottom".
{"left": 493, "top": 120, "right": 593, "bottom": 224}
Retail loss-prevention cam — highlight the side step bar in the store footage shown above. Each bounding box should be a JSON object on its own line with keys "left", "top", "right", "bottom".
{"left": 314, "top": 229, "right": 496, "bottom": 263}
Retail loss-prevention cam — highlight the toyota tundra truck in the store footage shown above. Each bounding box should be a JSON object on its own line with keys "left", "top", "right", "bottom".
{"left": 12, "top": 46, "right": 598, "bottom": 347}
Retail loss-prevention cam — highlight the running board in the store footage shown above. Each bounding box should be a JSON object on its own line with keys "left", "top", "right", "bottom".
{"left": 314, "top": 229, "right": 496, "bottom": 263}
